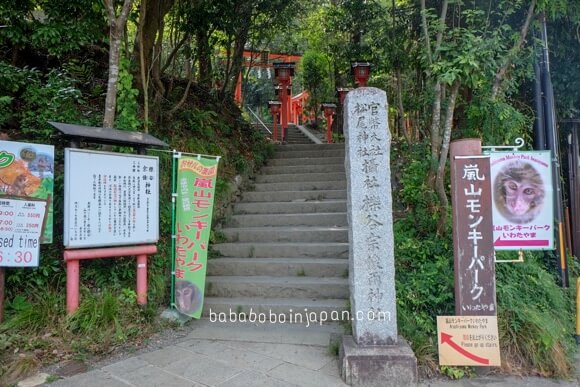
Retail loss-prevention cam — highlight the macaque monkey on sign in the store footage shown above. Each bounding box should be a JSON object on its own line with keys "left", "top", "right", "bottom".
{"left": 175, "top": 280, "right": 202, "bottom": 315}
{"left": 493, "top": 161, "right": 545, "bottom": 224}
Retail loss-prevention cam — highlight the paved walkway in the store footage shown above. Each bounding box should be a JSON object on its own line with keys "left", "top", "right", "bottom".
{"left": 40, "top": 320, "right": 578, "bottom": 387}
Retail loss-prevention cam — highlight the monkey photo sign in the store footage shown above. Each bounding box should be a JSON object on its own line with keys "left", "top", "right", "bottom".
{"left": 0, "top": 141, "right": 54, "bottom": 244}
{"left": 489, "top": 151, "right": 553, "bottom": 251}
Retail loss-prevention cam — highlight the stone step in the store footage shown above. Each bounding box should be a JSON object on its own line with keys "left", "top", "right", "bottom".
{"left": 255, "top": 172, "right": 346, "bottom": 184}
{"left": 274, "top": 144, "right": 345, "bottom": 151}
{"left": 207, "top": 257, "right": 348, "bottom": 277}
{"left": 272, "top": 150, "right": 345, "bottom": 159}
{"left": 211, "top": 242, "right": 349, "bottom": 258}
{"left": 234, "top": 200, "right": 347, "bottom": 214}
{"left": 205, "top": 276, "right": 349, "bottom": 298}
{"left": 221, "top": 226, "right": 348, "bottom": 243}
{"left": 260, "top": 164, "right": 345, "bottom": 175}
{"left": 228, "top": 212, "right": 347, "bottom": 227}
{"left": 267, "top": 157, "right": 344, "bottom": 167}
{"left": 241, "top": 190, "right": 346, "bottom": 203}
{"left": 202, "top": 297, "right": 349, "bottom": 321}
{"left": 253, "top": 180, "right": 346, "bottom": 192}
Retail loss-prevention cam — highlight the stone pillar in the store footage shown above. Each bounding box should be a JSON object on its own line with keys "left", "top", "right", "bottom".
{"left": 340, "top": 87, "right": 417, "bottom": 387}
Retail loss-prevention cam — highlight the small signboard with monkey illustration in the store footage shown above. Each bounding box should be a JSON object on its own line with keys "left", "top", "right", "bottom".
{"left": 0, "top": 141, "right": 54, "bottom": 244}
{"left": 490, "top": 151, "right": 553, "bottom": 250}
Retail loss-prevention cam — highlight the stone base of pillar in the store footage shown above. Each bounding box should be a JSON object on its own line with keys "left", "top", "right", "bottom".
{"left": 340, "top": 335, "right": 418, "bottom": 387}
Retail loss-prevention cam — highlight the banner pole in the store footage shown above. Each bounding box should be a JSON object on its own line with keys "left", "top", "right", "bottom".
{"left": 170, "top": 150, "right": 179, "bottom": 309}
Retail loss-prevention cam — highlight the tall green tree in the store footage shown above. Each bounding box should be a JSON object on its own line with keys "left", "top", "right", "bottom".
{"left": 300, "top": 50, "right": 333, "bottom": 125}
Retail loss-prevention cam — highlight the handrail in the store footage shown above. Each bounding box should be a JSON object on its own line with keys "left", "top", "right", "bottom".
{"left": 246, "top": 106, "right": 272, "bottom": 134}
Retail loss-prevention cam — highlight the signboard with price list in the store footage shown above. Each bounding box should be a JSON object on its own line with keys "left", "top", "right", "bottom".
{"left": 0, "top": 198, "right": 47, "bottom": 267}
{"left": 64, "top": 149, "right": 159, "bottom": 248}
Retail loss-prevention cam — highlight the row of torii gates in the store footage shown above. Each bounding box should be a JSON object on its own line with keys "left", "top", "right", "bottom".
{"left": 233, "top": 50, "right": 372, "bottom": 143}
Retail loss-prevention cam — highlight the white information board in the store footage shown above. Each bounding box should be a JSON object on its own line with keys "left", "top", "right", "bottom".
{"left": 490, "top": 151, "right": 553, "bottom": 250}
{"left": 64, "top": 149, "right": 159, "bottom": 248}
{"left": 0, "top": 198, "right": 47, "bottom": 267}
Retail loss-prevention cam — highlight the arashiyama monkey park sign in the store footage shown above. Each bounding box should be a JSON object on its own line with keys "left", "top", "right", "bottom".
{"left": 490, "top": 151, "right": 553, "bottom": 250}
{"left": 174, "top": 156, "right": 219, "bottom": 319}
{"left": 450, "top": 152, "right": 496, "bottom": 316}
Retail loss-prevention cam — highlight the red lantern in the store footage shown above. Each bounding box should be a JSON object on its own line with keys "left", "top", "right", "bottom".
{"left": 351, "top": 62, "right": 372, "bottom": 87}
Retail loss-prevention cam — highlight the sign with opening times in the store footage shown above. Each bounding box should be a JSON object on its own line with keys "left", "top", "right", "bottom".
{"left": 0, "top": 198, "right": 47, "bottom": 267}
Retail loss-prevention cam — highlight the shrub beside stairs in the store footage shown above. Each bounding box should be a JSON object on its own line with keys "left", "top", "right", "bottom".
{"left": 204, "top": 142, "right": 349, "bottom": 322}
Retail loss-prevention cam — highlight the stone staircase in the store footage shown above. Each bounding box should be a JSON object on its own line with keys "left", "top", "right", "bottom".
{"left": 204, "top": 143, "right": 349, "bottom": 321}
{"left": 256, "top": 123, "right": 313, "bottom": 144}
{"left": 283, "top": 124, "right": 312, "bottom": 144}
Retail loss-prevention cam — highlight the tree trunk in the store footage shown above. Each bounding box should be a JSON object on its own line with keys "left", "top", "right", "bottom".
{"left": 139, "top": 0, "right": 149, "bottom": 132}
{"left": 196, "top": 30, "right": 212, "bottom": 88}
{"left": 133, "top": 0, "right": 175, "bottom": 96}
{"left": 436, "top": 80, "right": 460, "bottom": 235}
{"left": 222, "top": 2, "right": 253, "bottom": 98}
{"left": 151, "top": 22, "right": 165, "bottom": 122}
{"left": 103, "top": 0, "right": 133, "bottom": 129}
{"left": 491, "top": 0, "right": 536, "bottom": 100}
{"left": 168, "top": 36, "right": 193, "bottom": 117}
{"left": 427, "top": 81, "right": 442, "bottom": 185}
{"left": 395, "top": 67, "right": 410, "bottom": 143}
{"left": 420, "top": 0, "right": 448, "bottom": 186}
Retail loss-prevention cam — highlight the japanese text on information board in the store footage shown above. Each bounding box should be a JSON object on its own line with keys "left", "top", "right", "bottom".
{"left": 64, "top": 149, "right": 159, "bottom": 248}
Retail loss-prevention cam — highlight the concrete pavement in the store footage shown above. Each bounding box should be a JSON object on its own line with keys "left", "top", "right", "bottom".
{"left": 40, "top": 319, "right": 578, "bottom": 387}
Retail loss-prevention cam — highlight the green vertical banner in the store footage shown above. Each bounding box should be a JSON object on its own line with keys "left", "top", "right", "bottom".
{"left": 174, "top": 156, "right": 219, "bottom": 318}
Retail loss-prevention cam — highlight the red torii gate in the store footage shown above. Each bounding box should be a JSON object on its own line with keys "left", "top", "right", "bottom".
{"left": 235, "top": 51, "right": 306, "bottom": 125}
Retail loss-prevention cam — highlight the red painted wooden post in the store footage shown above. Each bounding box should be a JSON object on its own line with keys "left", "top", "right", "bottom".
{"left": 268, "top": 101, "right": 282, "bottom": 142}
{"left": 136, "top": 254, "right": 147, "bottom": 305}
{"left": 64, "top": 245, "right": 157, "bottom": 314}
{"left": 234, "top": 72, "right": 242, "bottom": 104}
{"left": 322, "top": 103, "right": 337, "bottom": 144}
{"left": 66, "top": 260, "right": 80, "bottom": 314}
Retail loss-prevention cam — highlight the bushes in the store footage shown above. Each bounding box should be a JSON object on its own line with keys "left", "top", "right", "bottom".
{"left": 496, "top": 253, "right": 577, "bottom": 376}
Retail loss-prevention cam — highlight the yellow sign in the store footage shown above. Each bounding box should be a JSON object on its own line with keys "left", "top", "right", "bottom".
{"left": 437, "top": 316, "right": 501, "bottom": 366}
{"left": 179, "top": 159, "right": 217, "bottom": 177}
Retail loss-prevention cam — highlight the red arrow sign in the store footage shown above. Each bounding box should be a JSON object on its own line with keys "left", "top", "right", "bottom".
{"left": 440, "top": 332, "right": 490, "bottom": 365}
{"left": 494, "top": 237, "right": 550, "bottom": 247}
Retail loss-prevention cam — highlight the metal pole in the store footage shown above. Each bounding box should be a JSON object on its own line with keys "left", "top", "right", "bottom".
{"left": 0, "top": 268, "right": 5, "bottom": 323}
{"left": 540, "top": 13, "right": 568, "bottom": 287}
{"left": 170, "top": 151, "right": 178, "bottom": 308}
{"left": 569, "top": 122, "right": 580, "bottom": 258}
{"left": 533, "top": 58, "right": 546, "bottom": 150}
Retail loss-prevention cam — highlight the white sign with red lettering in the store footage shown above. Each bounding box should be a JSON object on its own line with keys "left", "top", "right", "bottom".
{"left": 0, "top": 198, "right": 47, "bottom": 267}
{"left": 490, "top": 151, "right": 553, "bottom": 250}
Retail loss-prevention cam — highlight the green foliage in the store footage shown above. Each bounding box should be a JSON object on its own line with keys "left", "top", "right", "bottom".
{"left": 465, "top": 98, "right": 532, "bottom": 146}
{"left": 182, "top": 109, "right": 220, "bottom": 138}
{"left": 495, "top": 253, "right": 577, "bottom": 376}
{"left": 439, "top": 365, "right": 472, "bottom": 379}
{"left": 115, "top": 57, "right": 141, "bottom": 131}
{"left": 1, "top": 292, "right": 64, "bottom": 333}
{"left": 17, "top": 67, "right": 85, "bottom": 141}
{"left": 0, "top": 0, "right": 105, "bottom": 56}
{"left": 300, "top": 50, "right": 333, "bottom": 118}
